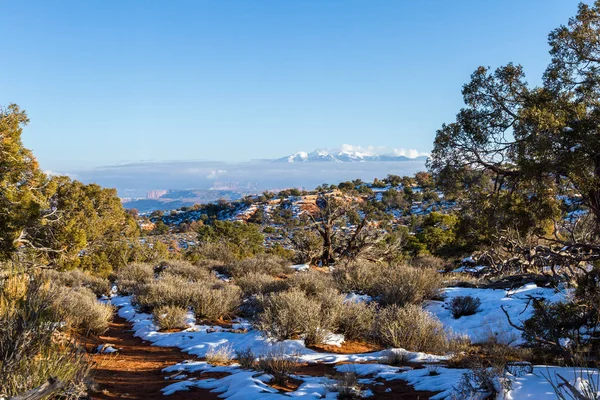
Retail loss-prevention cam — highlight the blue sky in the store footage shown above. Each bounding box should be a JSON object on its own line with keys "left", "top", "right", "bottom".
{"left": 1, "top": 0, "right": 583, "bottom": 171}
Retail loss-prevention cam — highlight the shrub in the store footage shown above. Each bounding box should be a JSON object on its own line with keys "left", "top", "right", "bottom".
{"left": 384, "top": 349, "right": 412, "bottom": 366}
{"left": 134, "top": 274, "right": 196, "bottom": 312}
{"left": 256, "top": 289, "right": 322, "bottom": 342}
{"left": 224, "top": 255, "right": 289, "bottom": 278}
{"left": 235, "top": 347, "right": 256, "bottom": 369}
{"left": 0, "top": 272, "right": 91, "bottom": 397}
{"left": 54, "top": 286, "right": 114, "bottom": 335}
{"left": 159, "top": 260, "right": 214, "bottom": 282}
{"left": 188, "top": 242, "right": 238, "bottom": 264}
{"left": 288, "top": 270, "right": 336, "bottom": 297}
{"left": 205, "top": 344, "right": 234, "bottom": 365}
{"left": 409, "top": 255, "right": 445, "bottom": 270}
{"left": 338, "top": 301, "right": 377, "bottom": 342}
{"left": 236, "top": 272, "right": 289, "bottom": 297}
{"left": 256, "top": 347, "right": 298, "bottom": 385}
{"left": 449, "top": 296, "right": 481, "bottom": 319}
{"left": 374, "top": 304, "right": 449, "bottom": 353}
{"left": 256, "top": 288, "right": 342, "bottom": 345}
{"left": 332, "top": 261, "right": 379, "bottom": 294}
{"left": 328, "top": 371, "right": 363, "bottom": 399}
{"left": 153, "top": 305, "right": 189, "bottom": 331}
{"left": 192, "top": 284, "right": 242, "bottom": 321}
{"left": 116, "top": 262, "right": 154, "bottom": 295}
{"left": 374, "top": 265, "right": 443, "bottom": 307}
{"left": 42, "top": 269, "right": 111, "bottom": 296}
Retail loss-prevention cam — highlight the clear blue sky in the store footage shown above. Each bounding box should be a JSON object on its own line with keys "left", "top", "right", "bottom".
{"left": 0, "top": 0, "right": 583, "bottom": 171}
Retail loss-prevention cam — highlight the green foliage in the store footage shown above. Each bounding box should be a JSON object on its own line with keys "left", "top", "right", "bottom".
{"left": 39, "top": 178, "right": 139, "bottom": 276}
{"left": 197, "top": 220, "right": 264, "bottom": 259}
{"left": 429, "top": 2, "right": 600, "bottom": 237}
{"left": 0, "top": 105, "right": 54, "bottom": 258}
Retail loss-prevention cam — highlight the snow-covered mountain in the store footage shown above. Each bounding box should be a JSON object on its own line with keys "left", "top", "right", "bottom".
{"left": 275, "top": 149, "right": 428, "bottom": 163}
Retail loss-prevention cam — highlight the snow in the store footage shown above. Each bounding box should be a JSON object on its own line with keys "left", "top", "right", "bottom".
{"left": 289, "top": 264, "right": 310, "bottom": 272}
{"left": 427, "top": 284, "right": 567, "bottom": 345}
{"left": 96, "top": 344, "right": 118, "bottom": 354}
{"left": 344, "top": 293, "right": 372, "bottom": 303}
{"left": 506, "top": 366, "right": 600, "bottom": 399}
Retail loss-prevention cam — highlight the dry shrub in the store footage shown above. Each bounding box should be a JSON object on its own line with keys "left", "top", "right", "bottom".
{"left": 374, "top": 304, "right": 449, "bottom": 353}
{"left": 0, "top": 272, "right": 91, "bottom": 397}
{"left": 288, "top": 270, "right": 336, "bottom": 297}
{"left": 256, "top": 289, "right": 322, "bottom": 341}
{"left": 409, "top": 255, "right": 445, "bottom": 270}
{"left": 192, "top": 242, "right": 238, "bottom": 264}
{"left": 159, "top": 259, "right": 214, "bottom": 282}
{"left": 450, "top": 296, "right": 481, "bottom": 319}
{"left": 256, "top": 288, "right": 343, "bottom": 345}
{"left": 384, "top": 349, "right": 412, "bottom": 366}
{"left": 374, "top": 265, "right": 443, "bottom": 307}
{"left": 235, "top": 347, "right": 256, "bottom": 369}
{"left": 192, "top": 284, "right": 242, "bottom": 321}
{"left": 332, "top": 261, "right": 379, "bottom": 294}
{"left": 134, "top": 274, "right": 196, "bottom": 312}
{"left": 256, "top": 346, "right": 298, "bottom": 385}
{"left": 338, "top": 301, "right": 377, "bottom": 341}
{"left": 54, "top": 286, "right": 114, "bottom": 335}
{"left": 223, "top": 255, "right": 289, "bottom": 278}
{"left": 205, "top": 344, "right": 234, "bottom": 365}
{"left": 236, "top": 272, "right": 289, "bottom": 296}
{"left": 116, "top": 262, "right": 154, "bottom": 295}
{"left": 328, "top": 371, "right": 363, "bottom": 399}
{"left": 42, "top": 269, "right": 111, "bottom": 296}
{"left": 153, "top": 305, "right": 189, "bottom": 331}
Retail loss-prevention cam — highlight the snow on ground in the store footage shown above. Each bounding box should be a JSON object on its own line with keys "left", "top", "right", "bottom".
{"left": 505, "top": 366, "right": 600, "bottom": 399}
{"left": 163, "top": 364, "right": 339, "bottom": 399}
{"left": 427, "top": 284, "right": 568, "bottom": 344}
{"left": 289, "top": 264, "right": 310, "bottom": 272}
{"left": 343, "top": 293, "right": 372, "bottom": 303}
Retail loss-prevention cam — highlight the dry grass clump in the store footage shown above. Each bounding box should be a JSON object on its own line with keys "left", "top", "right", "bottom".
{"left": 116, "top": 262, "right": 154, "bottom": 295}
{"left": 338, "top": 301, "right": 377, "bottom": 341}
{"left": 450, "top": 295, "right": 481, "bottom": 319}
{"left": 192, "top": 284, "right": 242, "bottom": 321}
{"left": 236, "top": 272, "right": 289, "bottom": 296}
{"left": 159, "top": 260, "right": 214, "bottom": 282}
{"left": 134, "top": 274, "right": 195, "bottom": 313}
{"left": 42, "top": 269, "right": 111, "bottom": 296}
{"left": 374, "top": 265, "right": 443, "bottom": 307}
{"left": 205, "top": 344, "right": 234, "bottom": 365}
{"left": 191, "top": 242, "right": 238, "bottom": 264}
{"left": 0, "top": 272, "right": 91, "bottom": 397}
{"left": 374, "top": 304, "right": 449, "bottom": 354}
{"left": 332, "top": 261, "right": 381, "bottom": 294}
{"left": 256, "top": 347, "right": 298, "bottom": 385}
{"left": 288, "top": 270, "right": 336, "bottom": 297}
{"left": 54, "top": 286, "right": 114, "bottom": 335}
{"left": 409, "top": 255, "right": 445, "bottom": 270}
{"left": 328, "top": 371, "right": 363, "bottom": 399}
{"left": 333, "top": 262, "right": 443, "bottom": 307}
{"left": 222, "top": 255, "right": 289, "bottom": 278}
{"left": 256, "top": 288, "right": 344, "bottom": 345}
{"left": 235, "top": 347, "right": 256, "bottom": 369}
{"left": 153, "top": 305, "right": 189, "bottom": 331}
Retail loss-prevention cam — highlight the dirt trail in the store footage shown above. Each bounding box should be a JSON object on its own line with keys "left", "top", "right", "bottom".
{"left": 88, "top": 315, "right": 220, "bottom": 400}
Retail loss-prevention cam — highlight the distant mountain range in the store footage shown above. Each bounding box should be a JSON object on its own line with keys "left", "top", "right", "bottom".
{"left": 275, "top": 149, "right": 428, "bottom": 163}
